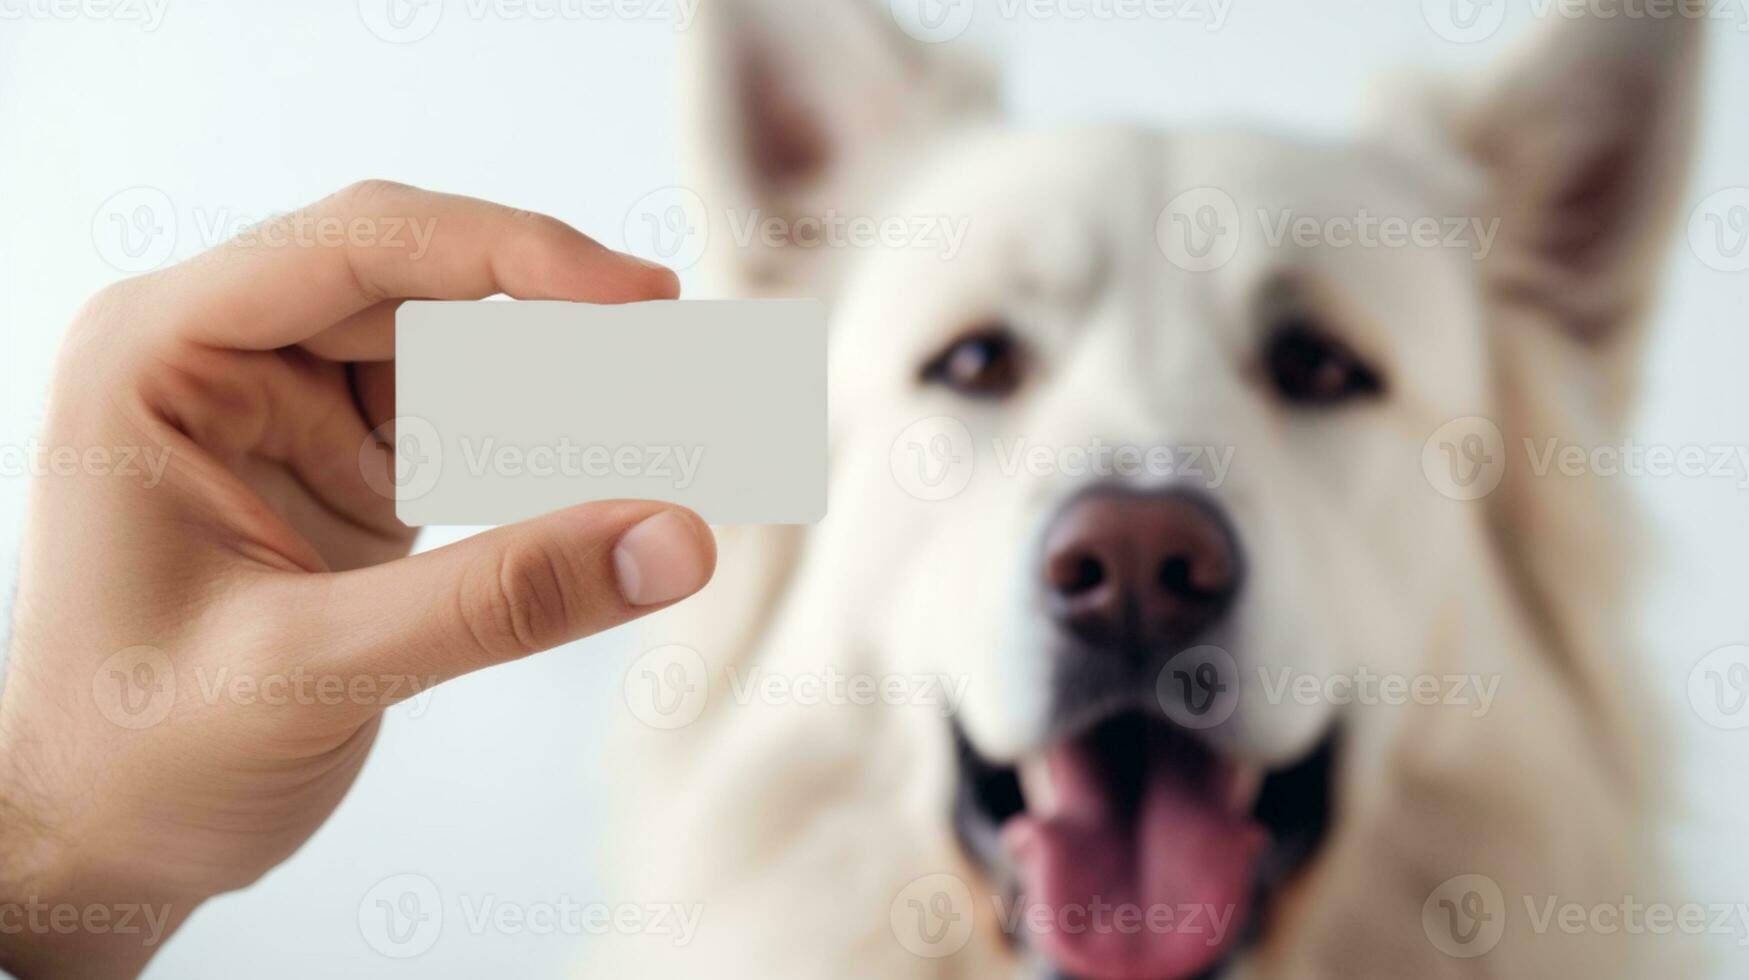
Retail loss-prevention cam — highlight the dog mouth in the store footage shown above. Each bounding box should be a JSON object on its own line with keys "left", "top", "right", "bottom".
{"left": 953, "top": 712, "right": 1338, "bottom": 980}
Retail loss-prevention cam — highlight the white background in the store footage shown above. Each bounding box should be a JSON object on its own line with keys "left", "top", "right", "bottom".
{"left": 1, "top": 1, "right": 1746, "bottom": 976}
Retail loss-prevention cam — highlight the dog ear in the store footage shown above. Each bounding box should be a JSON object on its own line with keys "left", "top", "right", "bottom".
{"left": 1456, "top": 16, "right": 1704, "bottom": 345}
{"left": 680, "top": 0, "right": 996, "bottom": 289}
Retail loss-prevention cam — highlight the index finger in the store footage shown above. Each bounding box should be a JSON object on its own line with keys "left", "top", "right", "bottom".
{"left": 140, "top": 180, "right": 680, "bottom": 351}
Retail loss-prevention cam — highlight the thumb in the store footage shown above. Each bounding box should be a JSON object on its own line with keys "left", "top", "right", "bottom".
{"left": 311, "top": 501, "right": 716, "bottom": 687}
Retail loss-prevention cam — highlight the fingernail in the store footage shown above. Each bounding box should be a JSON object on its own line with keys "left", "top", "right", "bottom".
{"left": 613, "top": 510, "right": 711, "bottom": 607}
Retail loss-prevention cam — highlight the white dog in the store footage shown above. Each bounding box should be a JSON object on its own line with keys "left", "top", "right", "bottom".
{"left": 598, "top": 3, "right": 1704, "bottom": 977}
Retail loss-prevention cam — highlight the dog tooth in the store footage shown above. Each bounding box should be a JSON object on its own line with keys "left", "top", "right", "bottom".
{"left": 1018, "top": 754, "right": 1058, "bottom": 816}
{"left": 1227, "top": 764, "right": 1265, "bottom": 815}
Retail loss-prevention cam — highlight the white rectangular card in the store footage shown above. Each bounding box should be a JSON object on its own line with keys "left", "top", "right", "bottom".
{"left": 395, "top": 299, "right": 826, "bottom": 526}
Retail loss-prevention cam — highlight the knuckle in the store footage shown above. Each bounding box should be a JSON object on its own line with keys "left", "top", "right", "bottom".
{"left": 459, "top": 543, "right": 579, "bottom": 661}
{"left": 59, "top": 277, "right": 155, "bottom": 368}
{"left": 502, "top": 208, "right": 583, "bottom": 256}
{"left": 335, "top": 178, "right": 413, "bottom": 213}
{"left": 500, "top": 206, "right": 550, "bottom": 227}
{"left": 495, "top": 203, "right": 567, "bottom": 237}
{"left": 75, "top": 278, "right": 145, "bottom": 328}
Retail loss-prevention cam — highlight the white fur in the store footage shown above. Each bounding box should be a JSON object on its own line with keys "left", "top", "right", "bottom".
{"left": 596, "top": 6, "right": 1704, "bottom": 977}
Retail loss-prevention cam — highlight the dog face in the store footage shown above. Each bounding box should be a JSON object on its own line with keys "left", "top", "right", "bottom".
{"left": 828, "top": 131, "right": 1499, "bottom": 974}
{"left": 795, "top": 118, "right": 1514, "bottom": 980}
{"left": 831, "top": 126, "right": 1491, "bottom": 756}
{"left": 670, "top": 4, "right": 1699, "bottom": 977}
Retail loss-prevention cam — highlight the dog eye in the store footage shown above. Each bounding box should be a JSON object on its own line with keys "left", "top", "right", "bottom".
{"left": 1264, "top": 319, "right": 1384, "bottom": 407}
{"left": 921, "top": 326, "right": 1024, "bottom": 399}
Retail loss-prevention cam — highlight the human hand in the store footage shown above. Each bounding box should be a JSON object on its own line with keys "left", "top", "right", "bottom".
{"left": 0, "top": 181, "right": 716, "bottom": 978}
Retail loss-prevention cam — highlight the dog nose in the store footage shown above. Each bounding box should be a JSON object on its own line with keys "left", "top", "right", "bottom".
{"left": 1041, "top": 488, "right": 1241, "bottom": 652}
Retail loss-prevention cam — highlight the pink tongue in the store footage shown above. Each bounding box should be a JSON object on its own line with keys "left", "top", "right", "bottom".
{"left": 1002, "top": 743, "right": 1265, "bottom": 980}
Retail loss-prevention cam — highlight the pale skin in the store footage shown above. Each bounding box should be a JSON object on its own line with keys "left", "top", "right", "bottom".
{"left": 0, "top": 181, "right": 718, "bottom": 978}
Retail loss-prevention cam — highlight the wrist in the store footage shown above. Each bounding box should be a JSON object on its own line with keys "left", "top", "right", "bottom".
{"left": 0, "top": 751, "right": 195, "bottom": 978}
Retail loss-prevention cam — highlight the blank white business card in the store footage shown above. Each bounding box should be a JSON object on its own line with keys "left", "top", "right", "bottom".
{"left": 395, "top": 299, "right": 826, "bottom": 526}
